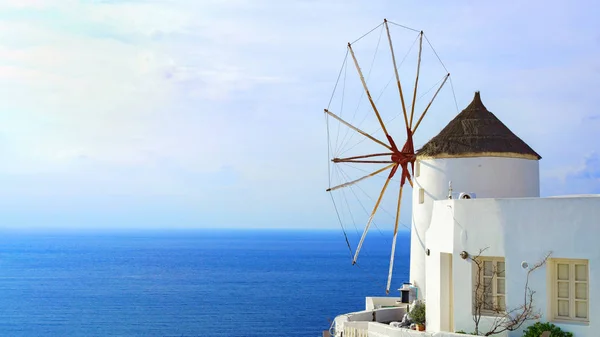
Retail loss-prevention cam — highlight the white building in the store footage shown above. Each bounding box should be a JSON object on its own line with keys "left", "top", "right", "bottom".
{"left": 330, "top": 92, "right": 599, "bottom": 337}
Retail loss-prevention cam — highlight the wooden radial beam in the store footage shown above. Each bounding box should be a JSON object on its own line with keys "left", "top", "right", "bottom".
{"left": 383, "top": 19, "right": 410, "bottom": 131}
{"left": 324, "top": 109, "right": 392, "bottom": 151}
{"left": 332, "top": 153, "right": 393, "bottom": 161}
{"left": 333, "top": 160, "right": 394, "bottom": 164}
{"left": 352, "top": 164, "right": 397, "bottom": 265}
{"left": 326, "top": 163, "right": 394, "bottom": 192}
{"left": 347, "top": 42, "right": 392, "bottom": 143}
{"left": 332, "top": 152, "right": 394, "bottom": 164}
{"left": 386, "top": 183, "right": 405, "bottom": 294}
{"left": 409, "top": 31, "right": 423, "bottom": 129}
{"left": 412, "top": 73, "right": 450, "bottom": 134}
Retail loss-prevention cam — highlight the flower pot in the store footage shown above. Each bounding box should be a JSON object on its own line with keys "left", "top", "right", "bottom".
{"left": 416, "top": 324, "right": 425, "bottom": 331}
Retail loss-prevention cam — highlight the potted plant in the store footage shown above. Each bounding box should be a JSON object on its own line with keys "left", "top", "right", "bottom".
{"left": 409, "top": 301, "right": 426, "bottom": 331}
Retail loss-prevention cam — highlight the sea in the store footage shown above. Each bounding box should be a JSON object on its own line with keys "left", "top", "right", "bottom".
{"left": 0, "top": 229, "right": 411, "bottom": 337}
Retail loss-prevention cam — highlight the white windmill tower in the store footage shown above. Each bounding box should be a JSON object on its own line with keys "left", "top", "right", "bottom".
{"left": 409, "top": 91, "right": 542, "bottom": 299}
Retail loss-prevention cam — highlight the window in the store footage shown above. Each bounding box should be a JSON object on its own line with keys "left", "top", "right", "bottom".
{"left": 473, "top": 257, "right": 505, "bottom": 314}
{"left": 418, "top": 188, "right": 425, "bottom": 204}
{"left": 415, "top": 160, "right": 420, "bottom": 177}
{"left": 552, "top": 259, "right": 588, "bottom": 322}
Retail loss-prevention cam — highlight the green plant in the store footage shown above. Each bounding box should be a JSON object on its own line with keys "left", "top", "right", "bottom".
{"left": 410, "top": 301, "right": 426, "bottom": 325}
{"left": 522, "top": 322, "right": 573, "bottom": 337}
{"left": 454, "top": 331, "right": 478, "bottom": 335}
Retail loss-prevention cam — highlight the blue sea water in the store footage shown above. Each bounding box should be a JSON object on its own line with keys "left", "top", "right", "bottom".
{"left": 0, "top": 229, "right": 410, "bottom": 337}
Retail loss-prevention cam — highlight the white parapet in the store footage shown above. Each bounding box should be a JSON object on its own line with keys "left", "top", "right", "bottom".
{"left": 342, "top": 321, "right": 508, "bottom": 337}
{"left": 365, "top": 297, "right": 404, "bottom": 311}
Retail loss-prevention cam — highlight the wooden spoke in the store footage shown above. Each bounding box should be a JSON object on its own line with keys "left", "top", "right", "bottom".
{"left": 386, "top": 184, "right": 405, "bottom": 294}
{"left": 406, "top": 174, "right": 414, "bottom": 188}
{"left": 333, "top": 160, "right": 394, "bottom": 164}
{"left": 384, "top": 19, "right": 409, "bottom": 130}
{"left": 332, "top": 153, "right": 393, "bottom": 162}
{"left": 409, "top": 31, "right": 423, "bottom": 129}
{"left": 347, "top": 43, "right": 392, "bottom": 141}
{"left": 352, "top": 166, "right": 397, "bottom": 264}
{"left": 412, "top": 73, "right": 450, "bottom": 134}
{"left": 327, "top": 163, "right": 394, "bottom": 192}
{"left": 325, "top": 109, "right": 392, "bottom": 151}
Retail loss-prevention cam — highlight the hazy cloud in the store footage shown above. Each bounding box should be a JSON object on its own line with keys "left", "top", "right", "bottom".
{"left": 0, "top": 0, "right": 599, "bottom": 229}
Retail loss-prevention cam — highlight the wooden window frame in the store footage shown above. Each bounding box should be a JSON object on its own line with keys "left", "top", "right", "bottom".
{"left": 551, "top": 258, "right": 589, "bottom": 323}
{"left": 473, "top": 256, "right": 506, "bottom": 316}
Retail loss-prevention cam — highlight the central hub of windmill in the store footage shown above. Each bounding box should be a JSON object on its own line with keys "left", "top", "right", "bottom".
{"left": 385, "top": 132, "right": 416, "bottom": 181}
{"left": 390, "top": 149, "right": 416, "bottom": 164}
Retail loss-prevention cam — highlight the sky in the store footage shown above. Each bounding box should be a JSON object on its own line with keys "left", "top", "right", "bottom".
{"left": 0, "top": 0, "right": 599, "bottom": 230}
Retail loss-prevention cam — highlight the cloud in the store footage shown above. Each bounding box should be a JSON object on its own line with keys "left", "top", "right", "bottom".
{"left": 569, "top": 152, "right": 600, "bottom": 181}
{"left": 542, "top": 152, "right": 600, "bottom": 196}
{"left": 0, "top": 0, "right": 599, "bottom": 229}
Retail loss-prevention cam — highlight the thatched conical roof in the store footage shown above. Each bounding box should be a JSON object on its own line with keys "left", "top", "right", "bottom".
{"left": 416, "top": 92, "right": 541, "bottom": 160}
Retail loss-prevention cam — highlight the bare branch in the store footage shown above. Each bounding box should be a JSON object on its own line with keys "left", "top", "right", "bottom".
{"left": 468, "top": 248, "right": 552, "bottom": 336}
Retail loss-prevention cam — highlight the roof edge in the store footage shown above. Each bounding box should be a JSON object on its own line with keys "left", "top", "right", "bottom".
{"left": 416, "top": 151, "right": 541, "bottom": 160}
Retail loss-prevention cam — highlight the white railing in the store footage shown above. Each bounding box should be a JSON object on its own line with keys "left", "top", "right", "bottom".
{"left": 338, "top": 320, "right": 500, "bottom": 337}
{"left": 343, "top": 321, "right": 370, "bottom": 337}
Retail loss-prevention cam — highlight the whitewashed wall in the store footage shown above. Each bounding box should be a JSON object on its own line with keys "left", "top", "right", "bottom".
{"left": 426, "top": 196, "right": 600, "bottom": 337}
{"left": 425, "top": 202, "right": 455, "bottom": 332}
{"left": 411, "top": 156, "right": 539, "bottom": 300}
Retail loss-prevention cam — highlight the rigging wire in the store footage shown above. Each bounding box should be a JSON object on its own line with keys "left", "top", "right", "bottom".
{"left": 330, "top": 165, "right": 386, "bottom": 270}
{"left": 326, "top": 109, "right": 333, "bottom": 184}
{"left": 383, "top": 74, "right": 447, "bottom": 126}
{"left": 333, "top": 165, "right": 394, "bottom": 274}
{"left": 334, "top": 165, "right": 408, "bottom": 290}
{"left": 339, "top": 172, "right": 382, "bottom": 264}
{"left": 327, "top": 49, "right": 349, "bottom": 110}
{"left": 350, "top": 22, "right": 384, "bottom": 45}
{"left": 338, "top": 172, "right": 362, "bottom": 237}
{"left": 329, "top": 191, "right": 354, "bottom": 261}
{"left": 339, "top": 161, "right": 398, "bottom": 183}
{"left": 386, "top": 20, "right": 420, "bottom": 33}
{"left": 339, "top": 164, "right": 411, "bottom": 232}
{"left": 337, "top": 166, "right": 389, "bottom": 239}
{"left": 337, "top": 73, "right": 447, "bottom": 158}
{"left": 424, "top": 33, "right": 460, "bottom": 114}
{"left": 330, "top": 148, "right": 407, "bottom": 292}
{"left": 337, "top": 32, "right": 420, "bottom": 156}
{"left": 327, "top": 73, "right": 353, "bottom": 260}
{"left": 423, "top": 34, "right": 448, "bottom": 73}
{"left": 449, "top": 76, "right": 460, "bottom": 114}
{"left": 334, "top": 53, "right": 349, "bottom": 156}
{"left": 336, "top": 164, "right": 410, "bottom": 234}
{"left": 326, "top": 50, "right": 348, "bottom": 160}
{"left": 337, "top": 23, "right": 385, "bottom": 157}
{"left": 328, "top": 160, "right": 354, "bottom": 260}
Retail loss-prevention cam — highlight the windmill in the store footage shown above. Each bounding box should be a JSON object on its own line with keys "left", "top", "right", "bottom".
{"left": 324, "top": 19, "right": 456, "bottom": 294}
